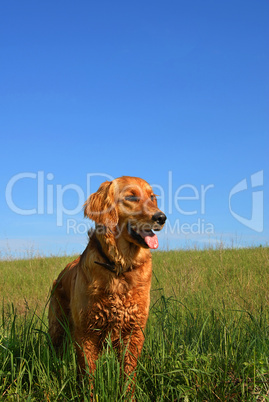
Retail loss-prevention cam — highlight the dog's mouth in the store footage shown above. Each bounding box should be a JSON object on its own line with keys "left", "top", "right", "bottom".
{"left": 127, "top": 222, "right": 159, "bottom": 249}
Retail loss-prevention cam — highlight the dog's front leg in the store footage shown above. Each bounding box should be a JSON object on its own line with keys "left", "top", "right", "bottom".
{"left": 74, "top": 331, "right": 101, "bottom": 376}
{"left": 122, "top": 329, "right": 145, "bottom": 396}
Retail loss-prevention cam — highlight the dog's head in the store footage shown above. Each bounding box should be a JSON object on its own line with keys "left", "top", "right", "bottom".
{"left": 84, "top": 176, "right": 166, "bottom": 249}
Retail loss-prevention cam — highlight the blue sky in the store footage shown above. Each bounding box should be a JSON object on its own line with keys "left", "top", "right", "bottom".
{"left": 1, "top": 0, "right": 268, "bottom": 258}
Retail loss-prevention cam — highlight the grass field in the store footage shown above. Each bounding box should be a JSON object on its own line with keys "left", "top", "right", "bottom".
{"left": 0, "top": 247, "right": 269, "bottom": 401}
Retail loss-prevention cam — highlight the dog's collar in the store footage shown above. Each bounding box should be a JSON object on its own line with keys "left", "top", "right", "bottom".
{"left": 94, "top": 260, "right": 119, "bottom": 274}
{"left": 94, "top": 235, "right": 128, "bottom": 276}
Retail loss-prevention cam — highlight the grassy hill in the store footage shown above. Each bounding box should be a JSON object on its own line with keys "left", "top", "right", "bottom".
{"left": 0, "top": 247, "right": 269, "bottom": 400}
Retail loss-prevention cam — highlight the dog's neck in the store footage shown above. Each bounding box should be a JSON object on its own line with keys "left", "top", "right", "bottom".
{"left": 92, "top": 225, "right": 151, "bottom": 274}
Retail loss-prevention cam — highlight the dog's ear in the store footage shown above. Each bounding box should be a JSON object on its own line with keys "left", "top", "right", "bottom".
{"left": 84, "top": 181, "right": 118, "bottom": 228}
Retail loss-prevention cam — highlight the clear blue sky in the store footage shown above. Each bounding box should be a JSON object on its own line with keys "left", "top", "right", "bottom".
{"left": 1, "top": 0, "right": 268, "bottom": 258}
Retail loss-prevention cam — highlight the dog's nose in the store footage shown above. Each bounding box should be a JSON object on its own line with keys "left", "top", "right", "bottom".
{"left": 152, "top": 212, "right": 167, "bottom": 225}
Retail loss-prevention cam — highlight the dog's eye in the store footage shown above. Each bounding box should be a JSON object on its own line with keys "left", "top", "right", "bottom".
{"left": 150, "top": 195, "right": 156, "bottom": 201}
{"left": 125, "top": 196, "right": 140, "bottom": 202}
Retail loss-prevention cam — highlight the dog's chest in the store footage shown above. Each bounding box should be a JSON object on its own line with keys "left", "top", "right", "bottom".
{"left": 89, "top": 289, "right": 142, "bottom": 335}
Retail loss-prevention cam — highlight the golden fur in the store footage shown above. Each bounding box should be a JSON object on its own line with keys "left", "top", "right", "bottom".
{"left": 48, "top": 176, "right": 166, "bottom": 385}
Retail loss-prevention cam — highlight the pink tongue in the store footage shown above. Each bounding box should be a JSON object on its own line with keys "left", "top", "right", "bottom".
{"left": 140, "top": 230, "right": 159, "bottom": 249}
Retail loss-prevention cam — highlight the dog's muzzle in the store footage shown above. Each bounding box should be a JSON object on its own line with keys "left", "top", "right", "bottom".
{"left": 127, "top": 211, "right": 167, "bottom": 250}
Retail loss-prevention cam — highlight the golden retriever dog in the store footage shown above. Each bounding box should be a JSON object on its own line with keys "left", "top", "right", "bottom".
{"left": 48, "top": 176, "right": 166, "bottom": 388}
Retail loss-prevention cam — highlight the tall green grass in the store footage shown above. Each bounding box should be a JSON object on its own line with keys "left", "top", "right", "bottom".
{"left": 1, "top": 247, "right": 269, "bottom": 400}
